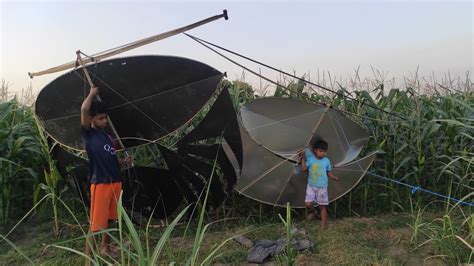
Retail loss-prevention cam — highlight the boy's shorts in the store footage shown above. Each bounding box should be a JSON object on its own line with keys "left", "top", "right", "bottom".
{"left": 90, "top": 182, "right": 122, "bottom": 232}
{"left": 305, "top": 185, "right": 329, "bottom": 205}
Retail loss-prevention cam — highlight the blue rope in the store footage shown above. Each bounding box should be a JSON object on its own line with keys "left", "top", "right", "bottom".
{"left": 367, "top": 172, "right": 474, "bottom": 207}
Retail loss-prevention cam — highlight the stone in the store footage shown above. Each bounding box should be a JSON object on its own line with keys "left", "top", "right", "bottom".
{"left": 234, "top": 235, "right": 254, "bottom": 248}
{"left": 247, "top": 240, "right": 277, "bottom": 263}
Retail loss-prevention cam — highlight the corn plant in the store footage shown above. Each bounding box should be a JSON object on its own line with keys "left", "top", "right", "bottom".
{"left": 277, "top": 202, "right": 297, "bottom": 265}
{"left": 0, "top": 99, "right": 42, "bottom": 225}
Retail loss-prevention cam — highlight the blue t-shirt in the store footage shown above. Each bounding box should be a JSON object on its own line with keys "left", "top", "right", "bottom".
{"left": 305, "top": 148, "right": 332, "bottom": 188}
{"left": 80, "top": 126, "right": 122, "bottom": 184}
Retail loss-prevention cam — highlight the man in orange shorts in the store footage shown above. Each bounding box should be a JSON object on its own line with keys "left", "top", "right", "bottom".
{"left": 80, "top": 86, "right": 131, "bottom": 260}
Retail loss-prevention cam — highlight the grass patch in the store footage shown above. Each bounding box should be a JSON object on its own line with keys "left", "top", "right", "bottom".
{"left": 1, "top": 211, "right": 449, "bottom": 264}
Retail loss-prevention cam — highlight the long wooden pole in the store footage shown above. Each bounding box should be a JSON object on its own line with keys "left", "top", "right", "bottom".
{"left": 76, "top": 52, "right": 126, "bottom": 151}
{"left": 28, "top": 10, "right": 228, "bottom": 78}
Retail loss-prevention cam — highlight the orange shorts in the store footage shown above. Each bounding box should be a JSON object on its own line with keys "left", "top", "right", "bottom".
{"left": 90, "top": 182, "right": 122, "bottom": 232}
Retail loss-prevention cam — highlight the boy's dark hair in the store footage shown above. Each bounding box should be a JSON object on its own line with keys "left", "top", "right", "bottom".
{"left": 89, "top": 100, "right": 108, "bottom": 117}
{"left": 312, "top": 140, "right": 328, "bottom": 151}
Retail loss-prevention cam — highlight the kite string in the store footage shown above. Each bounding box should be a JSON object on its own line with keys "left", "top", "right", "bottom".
{"left": 333, "top": 150, "right": 471, "bottom": 208}
{"left": 185, "top": 34, "right": 391, "bottom": 125}
{"left": 185, "top": 33, "right": 408, "bottom": 121}
{"left": 367, "top": 172, "right": 474, "bottom": 207}
{"left": 184, "top": 34, "right": 328, "bottom": 108}
{"left": 185, "top": 33, "right": 412, "bottom": 127}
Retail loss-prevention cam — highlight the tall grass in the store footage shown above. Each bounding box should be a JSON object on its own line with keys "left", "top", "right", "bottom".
{"left": 0, "top": 82, "right": 62, "bottom": 235}
{"left": 409, "top": 196, "right": 473, "bottom": 264}
{"left": 34, "top": 116, "right": 62, "bottom": 235}
{"left": 277, "top": 202, "right": 297, "bottom": 265}
{"left": 0, "top": 99, "right": 43, "bottom": 225}
{"left": 1, "top": 150, "right": 249, "bottom": 265}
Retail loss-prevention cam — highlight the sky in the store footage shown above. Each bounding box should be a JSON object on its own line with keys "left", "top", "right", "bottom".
{"left": 1, "top": 0, "right": 473, "bottom": 96}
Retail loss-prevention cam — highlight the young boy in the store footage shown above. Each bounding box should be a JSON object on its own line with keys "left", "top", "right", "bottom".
{"left": 81, "top": 86, "right": 130, "bottom": 259}
{"left": 300, "top": 140, "right": 338, "bottom": 229}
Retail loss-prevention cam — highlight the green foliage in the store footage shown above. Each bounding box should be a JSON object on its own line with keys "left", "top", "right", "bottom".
{"left": 409, "top": 199, "right": 473, "bottom": 264}
{"left": 277, "top": 202, "right": 297, "bottom": 265}
{"left": 34, "top": 114, "right": 63, "bottom": 236}
{"left": 0, "top": 75, "right": 472, "bottom": 264}
{"left": 0, "top": 99, "right": 43, "bottom": 225}
{"left": 225, "top": 79, "right": 255, "bottom": 111}
{"left": 343, "top": 87, "right": 473, "bottom": 215}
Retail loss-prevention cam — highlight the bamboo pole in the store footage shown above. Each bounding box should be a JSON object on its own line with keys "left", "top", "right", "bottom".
{"left": 76, "top": 52, "right": 126, "bottom": 151}
{"left": 28, "top": 10, "right": 228, "bottom": 78}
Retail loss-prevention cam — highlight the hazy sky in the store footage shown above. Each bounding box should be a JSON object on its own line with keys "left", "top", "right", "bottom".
{"left": 1, "top": 0, "right": 473, "bottom": 96}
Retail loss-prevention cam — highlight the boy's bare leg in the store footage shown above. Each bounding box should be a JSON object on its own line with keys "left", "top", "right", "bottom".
{"left": 85, "top": 231, "right": 96, "bottom": 266}
{"left": 320, "top": 205, "right": 328, "bottom": 229}
{"left": 305, "top": 202, "right": 317, "bottom": 219}
{"left": 100, "top": 220, "right": 119, "bottom": 256}
{"left": 100, "top": 230, "right": 110, "bottom": 254}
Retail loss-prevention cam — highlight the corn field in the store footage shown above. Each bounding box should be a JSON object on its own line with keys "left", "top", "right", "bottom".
{"left": 0, "top": 74, "right": 472, "bottom": 263}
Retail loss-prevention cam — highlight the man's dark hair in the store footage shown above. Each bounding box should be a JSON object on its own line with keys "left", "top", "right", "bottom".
{"left": 312, "top": 140, "right": 328, "bottom": 151}
{"left": 89, "top": 100, "right": 108, "bottom": 117}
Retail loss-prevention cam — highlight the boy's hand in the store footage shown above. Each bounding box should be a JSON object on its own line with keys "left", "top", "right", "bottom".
{"left": 125, "top": 155, "right": 134, "bottom": 166}
{"left": 328, "top": 172, "right": 339, "bottom": 181}
{"left": 121, "top": 155, "right": 134, "bottom": 168}
{"left": 297, "top": 149, "right": 304, "bottom": 159}
{"left": 90, "top": 86, "right": 99, "bottom": 96}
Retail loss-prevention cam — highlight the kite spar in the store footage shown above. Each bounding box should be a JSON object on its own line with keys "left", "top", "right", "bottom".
{"left": 28, "top": 10, "right": 228, "bottom": 78}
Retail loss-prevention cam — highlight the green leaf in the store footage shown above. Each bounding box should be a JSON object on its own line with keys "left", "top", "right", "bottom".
{"left": 150, "top": 205, "right": 190, "bottom": 264}
{"left": 432, "top": 119, "right": 473, "bottom": 129}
